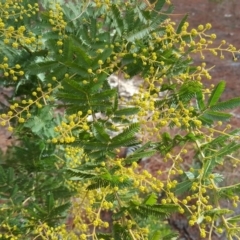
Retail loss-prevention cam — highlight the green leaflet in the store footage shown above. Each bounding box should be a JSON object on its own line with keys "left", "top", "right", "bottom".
{"left": 27, "top": 61, "right": 59, "bottom": 74}
{"left": 202, "top": 110, "right": 232, "bottom": 121}
{"left": 56, "top": 92, "right": 88, "bottom": 103}
{"left": 196, "top": 91, "right": 205, "bottom": 111}
{"left": 87, "top": 177, "right": 132, "bottom": 190}
{"left": 58, "top": 78, "right": 87, "bottom": 93}
{"left": 207, "top": 80, "right": 226, "bottom": 107}
{"left": 113, "top": 92, "right": 118, "bottom": 111}
{"left": 124, "top": 150, "right": 156, "bottom": 164}
{"left": 111, "top": 4, "right": 124, "bottom": 36}
{"left": 150, "top": 231, "right": 162, "bottom": 240}
{"left": 174, "top": 180, "right": 192, "bottom": 195}
{"left": 176, "top": 14, "right": 188, "bottom": 34}
{"left": 214, "top": 142, "right": 240, "bottom": 158}
{"left": 114, "top": 107, "right": 140, "bottom": 116}
{"left": 91, "top": 89, "right": 116, "bottom": 101}
{"left": 126, "top": 25, "right": 155, "bottom": 42}
{"left": 227, "top": 215, "right": 240, "bottom": 224}
{"left": 111, "top": 123, "right": 140, "bottom": 142}
{"left": 153, "top": 0, "right": 167, "bottom": 14}
{"left": 92, "top": 122, "right": 111, "bottom": 143}
{"left": 152, "top": 4, "right": 174, "bottom": 29}
{"left": 62, "top": 37, "right": 73, "bottom": 62}
{"left": 218, "top": 183, "right": 240, "bottom": 197}
{"left": 80, "top": 136, "right": 139, "bottom": 150}
{"left": 210, "top": 97, "right": 240, "bottom": 111}
{"left": 109, "top": 136, "right": 140, "bottom": 148}
{"left": 79, "top": 24, "right": 93, "bottom": 48}
{"left": 113, "top": 223, "right": 131, "bottom": 240}
{"left": 128, "top": 201, "right": 178, "bottom": 219}
{"left": 212, "top": 173, "right": 224, "bottom": 184}
{"left": 96, "top": 233, "right": 112, "bottom": 240}
{"left": 206, "top": 128, "right": 240, "bottom": 146}
{"left": 162, "top": 233, "right": 179, "bottom": 240}
{"left": 64, "top": 61, "right": 89, "bottom": 77}
{"left": 157, "top": 132, "right": 200, "bottom": 154}
{"left": 202, "top": 157, "right": 218, "bottom": 179}
{"left": 206, "top": 208, "right": 234, "bottom": 217}
{"left": 24, "top": 105, "right": 55, "bottom": 138}
{"left": 46, "top": 192, "right": 55, "bottom": 213}
{"left": 33, "top": 203, "right": 48, "bottom": 215}
{"left": 71, "top": 35, "right": 92, "bottom": 66}
{"left": 57, "top": 77, "right": 116, "bottom": 113}
{"left": 123, "top": 2, "right": 174, "bottom": 42}
{"left": 201, "top": 142, "right": 240, "bottom": 178}
{"left": 123, "top": 8, "right": 136, "bottom": 33}
{"left": 134, "top": 5, "right": 150, "bottom": 24}
{"left": 7, "top": 167, "right": 14, "bottom": 185}
{"left": 91, "top": 47, "right": 113, "bottom": 70}
{"left": 88, "top": 150, "right": 115, "bottom": 161}
{"left": 143, "top": 193, "right": 158, "bottom": 206}
{"left": 51, "top": 202, "right": 71, "bottom": 217}
{"left": 10, "top": 185, "right": 18, "bottom": 199}
{"left": 67, "top": 168, "right": 97, "bottom": 180}
{"left": 89, "top": 17, "right": 97, "bottom": 40}
{"left": 132, "top": 205, "right": 169, "bottom": 218}
{"left": 179, "top": 80, "right": 202, "bottom": 103}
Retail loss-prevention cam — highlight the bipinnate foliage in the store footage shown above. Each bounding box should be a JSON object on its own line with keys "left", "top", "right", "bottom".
{"left": 1, "top": 0, "right": 240, "bottom": 239}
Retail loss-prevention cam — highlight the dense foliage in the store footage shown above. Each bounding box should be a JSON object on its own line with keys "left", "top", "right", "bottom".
{"left": 1, "top": 0, "right": 240, "bottom": 239}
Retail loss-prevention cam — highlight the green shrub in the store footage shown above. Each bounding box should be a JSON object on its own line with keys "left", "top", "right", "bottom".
{"left": 1, "top": 0, "right": 240, "bottom": 239}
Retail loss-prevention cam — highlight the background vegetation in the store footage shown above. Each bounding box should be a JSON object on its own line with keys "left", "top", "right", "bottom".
{"left": 1, "top": 0, "right": 240, "bottom": 239}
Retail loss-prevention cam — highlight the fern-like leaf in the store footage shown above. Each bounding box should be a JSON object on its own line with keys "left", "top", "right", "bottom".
{"left": 214, "top": 142, "right": 240, "bottom": 159}
{"left": 67, "top": 168, "right": 97, "bottom": 180}
{"left": 27, "top": 61, "right": 59, "bottom": 74}
{"left": 202, "top": 110, "right": 232, "bottom": 121}
{"left": 126, "top": 25, "right": 153, "bottom": 42}
{"left": 112, "top": 123, "right": 140, "bottom": 142}
{"left": 134, "top": 5, "right": 150, "bottom": 24}
{"left": 111, "top": 5, "right": 124, "bottom": 36}
{"left": 176, "top": 14, "right": 188, "bottom": 34}
{"left": 92, "top": 122, "right": 111, "bottom": 143}
{"left": 207, "top": 80, "right": 225, "bottom": 107}
{"left": 196, "top": 91, "right": 205, "bottom": 111}
{"left": 210, "top": 97, "right": 240, "bottom": 111}
{"left": 114, "top": 107, "right": 140, "bottom": 116}
{"left": 124, "top": 150, "right": 156, "bottom": 164}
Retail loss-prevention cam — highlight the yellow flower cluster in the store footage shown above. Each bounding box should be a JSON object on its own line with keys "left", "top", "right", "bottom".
{"left": 34, "top": 223, "right": 67, "bottom": 240}
{"left": 0, "top": 83, "right": 55, "bottom": 131}
{"left": 164, "top": 21, "right": 240, "bottom": 59}
{"left": 48, "top": 3, "right": 67, "bottom": 33}
{"left": 0, "top": 2, "right": 42, "bottom": 82}
{"left": 57, "top": 149, "right": 169, "bottom": 238}
{"left": 0, "top": 2, "right": 39, "bottom": 46}
{"left": 0, "top": 58, "right": 24, "bottom": 81}
{"left": 51, "top": 111, "right": 91, "bottom": 144}
{"left": 64, "top": 146, "right": 87, "bottom": 168}
{"left": 48, "top": 3, "right": 67, "bottom": 54}
{"left": 0, "top": 223, "right": 21, "bottom": 240}
{"left": 0, "top": 1, "right": 39, "bottom": 19}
